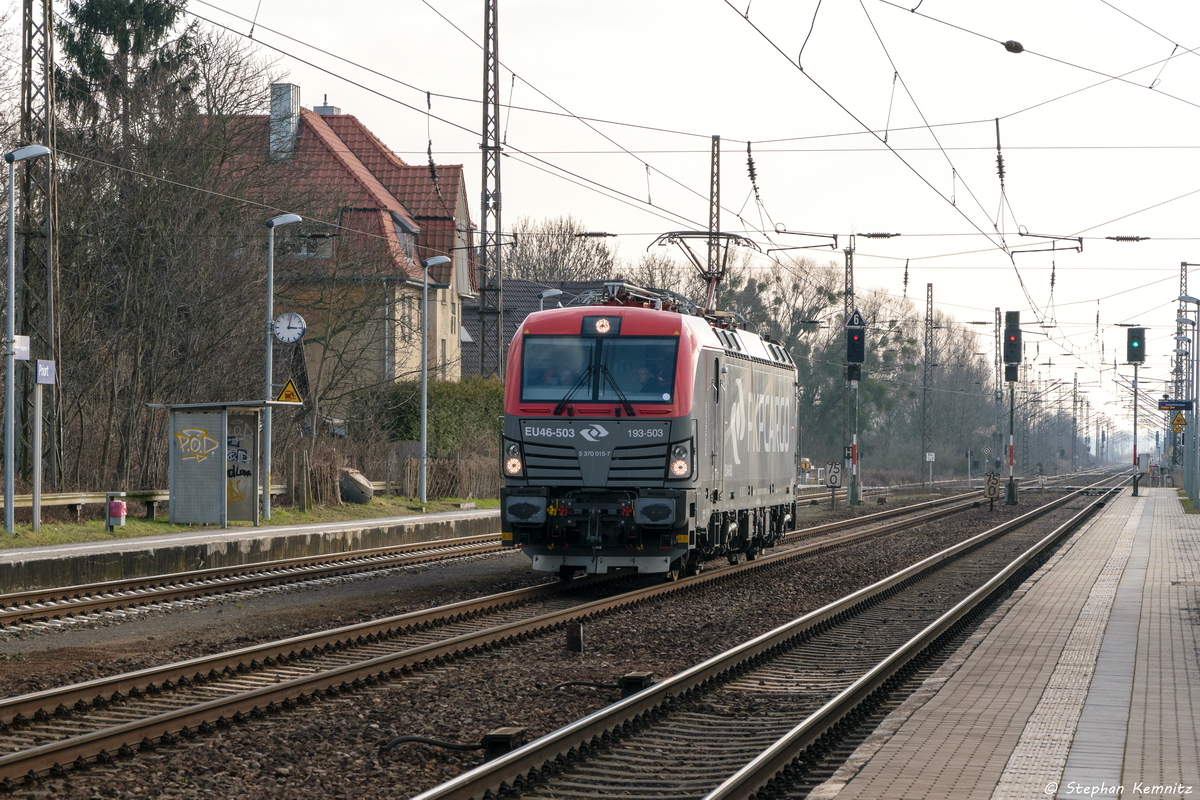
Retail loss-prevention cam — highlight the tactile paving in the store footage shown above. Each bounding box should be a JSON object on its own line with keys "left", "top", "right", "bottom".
{"left": 810, "top": 487, "right": 1200, "bottom": 800}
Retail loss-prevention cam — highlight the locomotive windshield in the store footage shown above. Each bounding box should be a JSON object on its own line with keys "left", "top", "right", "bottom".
{"left": 520, "top": 335, "right": 679, "bottom": 404}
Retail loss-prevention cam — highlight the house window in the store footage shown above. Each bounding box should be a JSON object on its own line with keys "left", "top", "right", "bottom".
{"left": 440, "top": 338, "right": 447, "bottom": 378}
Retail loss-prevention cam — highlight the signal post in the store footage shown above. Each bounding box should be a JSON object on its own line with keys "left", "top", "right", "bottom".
{"left": 1127, "top": 326, "right": 1146, "bottom": 496}
{"left": 1004, "top": 312, "right": 1021, "bottom": 504}
{"left": 846, "top": 310, "right": 865, "bottom": 505}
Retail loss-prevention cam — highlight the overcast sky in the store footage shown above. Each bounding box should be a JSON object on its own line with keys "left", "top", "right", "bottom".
{"left": 188, "top": 0, "right": 1200, "bottom": 443}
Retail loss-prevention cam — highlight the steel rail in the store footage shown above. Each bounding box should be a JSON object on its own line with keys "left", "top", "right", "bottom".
{"left": 0, "top": 534, "right": 504, "bottom": 625}
{"left": 706, "top": 478, "right": 1123, "bottom": 798}
{"left": 2, "top": 489, "right": 979, "bottom": 627}
{"left": 0, "top": 491, "right": 988, "bottom": 785}
{"left": 408, "top": 477, "right": 1121, "bottom": 800}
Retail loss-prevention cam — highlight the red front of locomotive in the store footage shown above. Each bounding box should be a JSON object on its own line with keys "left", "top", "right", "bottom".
{"left": 498, "top": 304, "right": 705, "bottom": 577}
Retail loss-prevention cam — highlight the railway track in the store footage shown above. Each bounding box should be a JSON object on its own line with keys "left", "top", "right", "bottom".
{"left": 0, "top": 535, "right": 507, "bottom": 634}
{"left": 410, "top": 475, "right": 1124, "bottom": 800}
{"left": 0, "top": 488, "right": 995, "bottom": 790}
{"left": 0, "top": 485, "right": 980, "bottom": 637}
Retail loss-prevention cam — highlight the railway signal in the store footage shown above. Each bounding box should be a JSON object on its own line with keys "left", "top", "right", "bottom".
{"left": 1126, "top": 327, "right": 1146, "bottom": 363}
{"left": 1003, "top": 311, "right": 1021, "bottom": 365}
{"left": 846, "top": 309, "right": 865, "bottom": 364}
{"left": 847, "top": 329, "right": 865, "bottom": 363}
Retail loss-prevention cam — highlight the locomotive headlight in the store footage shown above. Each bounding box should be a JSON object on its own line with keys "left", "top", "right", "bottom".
{"left": 669, "top": 443, "right": 690, "bottom": 477}
{"left": 667, "top": 441, "right": 696, "bottom": 479}
{"left": 503, "top": 441, "right": 524, "bottom": 476}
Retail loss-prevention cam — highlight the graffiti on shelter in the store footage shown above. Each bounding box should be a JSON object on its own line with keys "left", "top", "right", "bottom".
{"left": 176, "top": 428, "right": 219, "bottom": 462}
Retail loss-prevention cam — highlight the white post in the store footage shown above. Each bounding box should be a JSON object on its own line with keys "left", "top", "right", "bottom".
{"left": 419, "top": 256, "right": 451, "bottom": 505}
{"left": 4, "top": 145, "right": 49, "bottom": 535}
{"left": 31, "top": 382, "right": 40, "bottom": 531}
{"left": 5, "top": 160, "right": 14, "bottom": 535}
{"left": 263, "top": 214, "right": 301, "bottom": 520}
{"left": 421, "top": 263, "right": 427, "bottom": 504}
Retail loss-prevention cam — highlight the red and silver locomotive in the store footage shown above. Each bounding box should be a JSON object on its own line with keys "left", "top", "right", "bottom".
{"left": 500, "top": 282, "right": 799, "bottom": 578}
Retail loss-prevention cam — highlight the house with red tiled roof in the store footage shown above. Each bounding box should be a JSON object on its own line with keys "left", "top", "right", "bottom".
{"left": 256, "top": 83, "right": 475, "bottom": 420}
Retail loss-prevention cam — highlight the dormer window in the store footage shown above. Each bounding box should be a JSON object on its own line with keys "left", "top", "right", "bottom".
{"left": 390, "top": 212, "right": 419, "bottom": 261}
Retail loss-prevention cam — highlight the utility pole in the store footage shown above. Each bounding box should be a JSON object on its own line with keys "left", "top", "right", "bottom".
{"left": 477, "top": 0, "right": 504, "bottom": 378}
{"left": 922, "top": 283, "right": 934, "bottom": 489}
{"left": 842, "top": 237, "right": 854, "bottom": 450}
{"left": 994, "top": 307, "right": 1002, "bottom": 470}
{"left": 1072, "top": 373, "right": 1079, "bottom": 472}
{"left": 1177, "top": 262, "right": 1188, "bottom": 481}
{"left": 18, "top": 0, "right": 58, "bottom": 486}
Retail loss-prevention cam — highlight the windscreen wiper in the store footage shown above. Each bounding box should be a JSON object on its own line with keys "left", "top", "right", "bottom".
{"left": 600, "top": 365, "right": 636, "bottom": 417}
{"left": 553, "top": 366, "right": 594, "bottom": 416}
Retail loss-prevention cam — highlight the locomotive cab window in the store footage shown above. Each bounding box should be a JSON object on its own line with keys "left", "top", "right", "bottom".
{"left": 520, "top": 335, "right": 678, "bottom": 404}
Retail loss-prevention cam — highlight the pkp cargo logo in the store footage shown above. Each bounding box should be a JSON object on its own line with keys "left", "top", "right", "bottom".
{"left": 579, "top": 423, "right": 609, "bottom": 442}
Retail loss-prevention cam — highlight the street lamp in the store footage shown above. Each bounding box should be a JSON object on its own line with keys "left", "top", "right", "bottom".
{"left": 5, "top": 145, "right": 49, "bottom": 535}
{"left": 538, "top": 288, "right": 562, "bottom": 311}
{"left": 263, "top": 213, "right": 302, "bottom": 521}
{"left": 420, "top": 256, "right": 451, "bottom": 504}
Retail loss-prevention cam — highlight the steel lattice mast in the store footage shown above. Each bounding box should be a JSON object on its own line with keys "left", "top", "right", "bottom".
{"left": 704, "top": 135, "right": 720, "bottom": 311}
{"left": 18, "top": 0, "right": 59, "bottom": 486}
{"left": 476, "top": 0, "right": 504, "bottom": 378}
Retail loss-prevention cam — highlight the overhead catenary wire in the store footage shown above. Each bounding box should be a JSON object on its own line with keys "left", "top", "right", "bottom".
{"left": 874, "top": 0, "right": 1200, "bottom": 117}
{"left": 186, "top": 2, "right": 800, "bottom": 258}
{"left": 722, "top": 0, "right": 1015, "bottom": 274}
{"left": 187, "top": 0, "right": 1200, "bottom": 282}
{"left": 175, "top": 6, "right": 710, "bottom": 234}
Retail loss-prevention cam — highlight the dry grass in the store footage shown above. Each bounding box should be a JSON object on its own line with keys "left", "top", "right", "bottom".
{"left": 0, "top": 493, "right": 499, "bottom": 551}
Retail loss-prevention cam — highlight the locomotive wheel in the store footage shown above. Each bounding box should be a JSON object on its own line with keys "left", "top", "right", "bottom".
{"left": 558, "top": 566, "right": 578, "bottom": 581}
{"left": 745, "top": 547, "right": 757, "bottom": 561}
{"left": 727, "top": 551, "right": 740, "bottom": 566}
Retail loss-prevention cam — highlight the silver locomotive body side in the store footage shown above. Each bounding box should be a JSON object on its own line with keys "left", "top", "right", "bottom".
{"left": 690, "top": 348, "right": 797, "bottom": 564}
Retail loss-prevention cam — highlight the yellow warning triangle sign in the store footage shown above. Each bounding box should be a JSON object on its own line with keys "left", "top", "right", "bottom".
{"left": 276, "top": 379, "right": 303, "bottom": 404}
{"left": 1172, "top": 411, "right": 1187, "bottom": 427}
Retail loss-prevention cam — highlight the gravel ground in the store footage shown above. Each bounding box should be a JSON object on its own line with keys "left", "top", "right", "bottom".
{"left": 1, "top": 496, "right": 1050, "bottom": 799}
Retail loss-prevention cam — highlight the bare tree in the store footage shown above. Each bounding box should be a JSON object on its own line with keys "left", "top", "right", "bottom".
{"left": 503, "top": 215, "right": 618, "bottom": 281}
{"left": 54, "top": 19, "right": 285, "bottom": 488}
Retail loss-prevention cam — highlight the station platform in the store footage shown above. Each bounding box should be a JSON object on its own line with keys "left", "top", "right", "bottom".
{"left": 0, "top": 508, "right": 499, "bottom": 593}
{"left": 811, "top": 486, "right": 1200, "bottom": 799}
